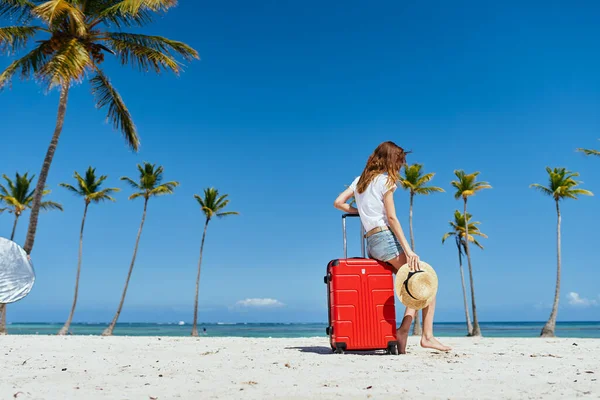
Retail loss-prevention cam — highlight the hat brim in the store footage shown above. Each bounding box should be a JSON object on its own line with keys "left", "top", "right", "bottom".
{"left": 394, "top": 261, "right": 438, "bottom": 311}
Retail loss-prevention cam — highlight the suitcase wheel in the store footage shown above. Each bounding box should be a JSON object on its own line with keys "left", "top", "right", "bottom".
{"left": 386, "top": 342, "right": 399, "bottom": 355}
{"left": 333, "top": 343, "right": 346, "bottom": 354}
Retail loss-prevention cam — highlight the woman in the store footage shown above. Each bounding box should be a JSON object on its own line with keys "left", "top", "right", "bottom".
{"left": 334, "top": 141, "right": 450, "bottom": 354}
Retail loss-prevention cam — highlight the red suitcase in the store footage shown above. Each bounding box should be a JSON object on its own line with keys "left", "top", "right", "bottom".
{"left": 324, "top": 214, "right": 399, "bottom": 354}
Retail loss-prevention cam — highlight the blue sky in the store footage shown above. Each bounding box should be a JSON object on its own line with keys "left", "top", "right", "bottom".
{"left": 1, "top": 0, "right": 599, "bottom": 323}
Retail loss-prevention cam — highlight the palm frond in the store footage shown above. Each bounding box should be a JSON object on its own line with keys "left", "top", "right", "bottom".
{"left": 104, "top": 33, "right": 181, "bottom": 74}
{"left": 216, "top": 211, "right": 239, "bottom": 218}
{"left": 32, "top": 0, "right": 86, "bottom": 36}
{"left": 0, "top": 0, "right": 35, "bottom": 21}
{"left": 441, "top": 232, "right": 455, "bottom": 244}
{"left": 87, "top": 186, "right": 120, "bottom": 203}
{"left": 0, "top": 42, "right": 52, "bottom": 90}
{"left": 415, "top": 172, "right": 435, "bottom": 187}
{"left": 451, "top": 182, "right": 462, "bottom": 199}
{"left": 38, "top": 38, "right": 92, "bottom": 89}
{"left": 59, "top": 182, "right": 83, "bottom": 196}
{"left": 90, "top": 69, "right": 139, "bottom": 151}
{"left": 0, "top": 26, "right": 43, "bottom": 55}
{"left": 128, "top": 191, "right": 145, "bottom": 200}
{"left": 201, "top": 206, "right": 213, "bottom": 218}
{"left": 473, "top": 182, "right": 492, "bottom": 191}
{"left": 194, "top": 193, "right": 206, "bottom": 208}
{"left": 99, "top": 0, "right": 177, "bottom": 19}
{"left": 149, "top": 181, "right": 179, "bottom": 196}
{"left": 0, "top": 196, "right": 21, "bottom": 208}
{"left": 72, "top": 171, "right": 88, "bottom": 192}
{"left": 472, "top": 238, "right": 484, "bottom": 250}
{"left": 120, "top": 176, "right": 141, "bottom": 190}
{"left": 415, "top": 186, "right": 445, "bottom": 195}
{"left": 214, "top": 193, "right": 229, "bottom": 209}
{"left": 577, "top": 146, "right": 600, "bottom": 157}
{"left": 103, "top": 32, "right": 199, "bottom": 74}
{"left": 566, "top": 188, "right": 594, "bottom": 198}
{"left": 40, "top": 200, "right": 63, "bottom": 211}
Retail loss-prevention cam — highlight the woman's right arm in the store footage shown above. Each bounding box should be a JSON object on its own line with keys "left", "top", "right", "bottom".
{"left": 383, "top": 190, "right": 420, "bottom": 271}
{"left": 334, "top": 187, "right": 358, "bottom": 214}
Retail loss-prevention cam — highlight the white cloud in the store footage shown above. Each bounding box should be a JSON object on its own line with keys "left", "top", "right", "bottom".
{"left": 234, "top": 298, "right": 285, "bottom": 308}
{"left": 567, "top": 292, "right": 598, "bottom": 307}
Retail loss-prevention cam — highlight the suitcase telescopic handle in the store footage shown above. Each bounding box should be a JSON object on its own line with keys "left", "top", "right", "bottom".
{"left": 342, "top": 214, "right": 366, "bottom": 258}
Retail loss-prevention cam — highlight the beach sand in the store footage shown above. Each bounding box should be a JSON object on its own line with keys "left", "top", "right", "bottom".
{"left": 1, "top": 336, "right": 598, "bottom": 399}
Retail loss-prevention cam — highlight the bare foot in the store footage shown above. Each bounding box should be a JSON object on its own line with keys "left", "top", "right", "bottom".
{"left": 396, "top": 316, "right": 413, "bottom": 354}
{"left": 397, "top": 328, "right": 409, "bottom": 354}
{"left": 420, "top": 337, "right": 452, "bottom": 352}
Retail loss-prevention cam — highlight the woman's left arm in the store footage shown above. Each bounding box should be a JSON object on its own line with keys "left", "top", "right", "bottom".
{"left": 334, "top": 187, "right": 358, "bottom": 214}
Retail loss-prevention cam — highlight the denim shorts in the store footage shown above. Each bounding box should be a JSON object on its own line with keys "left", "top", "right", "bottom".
{"left": 366, "top": 229, "right": 404, "bottom": 262}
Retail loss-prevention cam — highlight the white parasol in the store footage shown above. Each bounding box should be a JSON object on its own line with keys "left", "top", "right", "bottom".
{"left": 0, "top": 237, "right": 35, "bottom": 304}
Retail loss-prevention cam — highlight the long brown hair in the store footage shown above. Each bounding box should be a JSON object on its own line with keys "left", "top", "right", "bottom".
{"left": 356, "top": 141, "right": 408, "bottom": 194}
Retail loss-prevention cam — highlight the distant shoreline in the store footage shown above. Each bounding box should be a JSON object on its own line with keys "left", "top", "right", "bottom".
{"left": 4, "top": 321, "right": 600, "bottom": 338}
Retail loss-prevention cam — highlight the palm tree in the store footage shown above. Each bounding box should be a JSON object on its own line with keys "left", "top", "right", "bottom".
{"left": 0, "top": 0, "right": 198, "bottom": 256}
{"left": 57, "top": 167, "right": 119, "bottom": 335}
{"left": 191, "top": 188, "right": 238, "bottom": 337}
{"left": 0, "top": 171, "right": 62, "bottom": 335}
{"left": 531, "top": 167, "right": 592, "bottom": 337}
{"left": 399, "top": 163, "right": 444, "bottom": 335}
{"left": 102, "top": 162, "right": 178, "bottom": 336}
{"left": 577, "top": 140, "right": 600, "bottom": 157}
{"left": 451, "top": 170, "right": 491, "bottom": 337}
{"left": 442, "top": 210, "right": 487, "bottom": 336}
{"left": 0, "top": 172, "right": 63, "bottom": 241}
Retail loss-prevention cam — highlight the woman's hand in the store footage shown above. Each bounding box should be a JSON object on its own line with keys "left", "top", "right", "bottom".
{"left": 405, "top": 250, "right": 421, "bottom": 272}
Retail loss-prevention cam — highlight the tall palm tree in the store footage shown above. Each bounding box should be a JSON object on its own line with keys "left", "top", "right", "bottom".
{"left": 57, "top": 167, "right": 119, "bottom": 335}
{"left": 0, "top": 171, "right": 62, "bottom": 335}
{"left": 0, "top": 0, "right": 198, "bottom": 256}
{"left": 531, "top": 167, "right": 592, "bottom": 337}
{"left": 102, "top": 162, "right": 178, "bottom": 336}
{"left": 399, "top": 163, "right": 444, "bottom": 335}
{"left": 577, "top": 140, "right": 600, "bottom": 157}
{"left": 451, "top": 170, "right": 491, "bottom": 337}
{"left": 191, "top": 188, "right": 238, "bottom": 337}
{"left": 442, "top": 210, "right": 487, "bottom": 336}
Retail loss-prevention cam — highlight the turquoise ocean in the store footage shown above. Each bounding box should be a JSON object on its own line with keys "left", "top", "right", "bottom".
{"left": 5, "top": 322, "right": 600, "bottom": 338}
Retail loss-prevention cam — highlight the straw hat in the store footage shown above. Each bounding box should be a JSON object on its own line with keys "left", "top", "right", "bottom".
{"left": 394, "top": 261, "right": 438, "bottom": 310}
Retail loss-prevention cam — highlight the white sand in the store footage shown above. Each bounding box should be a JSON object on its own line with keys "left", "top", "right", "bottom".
{"left": 0, "top": 336, "right": 598, "bottom": 399}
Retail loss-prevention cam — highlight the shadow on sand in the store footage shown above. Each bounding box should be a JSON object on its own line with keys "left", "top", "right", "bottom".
{"left": 285, "top": 346, "right": 387, "bottom": 356}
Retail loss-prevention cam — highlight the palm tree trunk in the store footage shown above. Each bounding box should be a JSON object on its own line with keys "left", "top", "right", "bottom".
{"left": 10, "top": 213, "right": 20, "bottom": 241}
{"left": 191, "top": 219, "right": 210, "bottom": 337}
{"left": 102, "top": 198, "right": 148, "bottom": 336}
{"left": 58, "top": 202, "right": 89, "bottom": 336}
{"left": 408, "top": 193, "right": 415, "bottom": 251}
{"left": 409, "top": 193, "right": 422, "bottom": 336}
{"left": 457, "top": 238, "right": 473, "bottom": 336}
{"left": 0, "top": 214, "right": 21, "bottom": 335}
{"left": 463, "top": 199, "right": 482, "bottom": 337}
{"left": 541, "top": 200, "right": 561, "bottom": 337}
{"left": 23, "top": 85, "right": 70, "bottom": 255}
{"left": 0, "top": 304, "right": 5, "bottom": 335}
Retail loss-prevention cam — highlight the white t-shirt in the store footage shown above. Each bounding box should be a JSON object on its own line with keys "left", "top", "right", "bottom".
{"left": 349, "top": 174, "right": 397, "bottom": 232}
